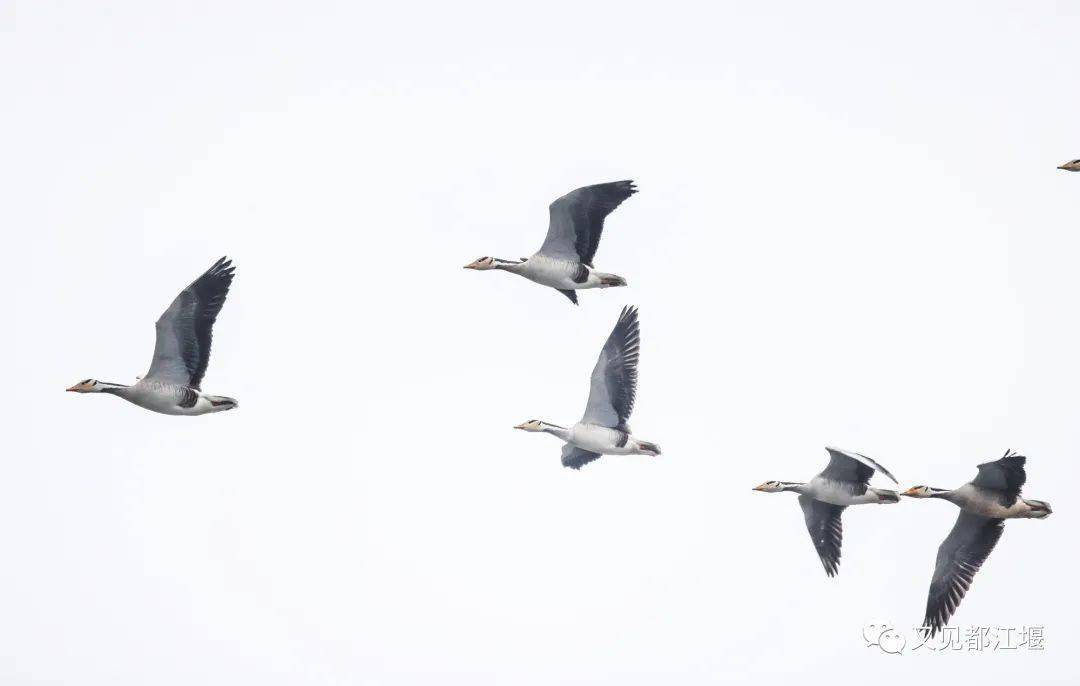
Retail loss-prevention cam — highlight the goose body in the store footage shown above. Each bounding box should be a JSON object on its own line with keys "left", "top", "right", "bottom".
{"left": 934, "top": 482, "right": 1050, "bottom": 519}
{"left": 84, "top": 380, "right": 237, "bottom": 416}
{"left": 67, "top": 257, "right": 238, "bottom": 416}
{"left": 515, "top": 306, "right": 660, "bottom": 469}
{"left": 901, "top": 451, "right": 1051, "bottom": 636}
{"left": 802, "top": 475, "right": 900, "bottom": 506}
{"left": 465, "top": 181, "right": 636, "bottom": 304}
{"left": 566, "top": 423, "right": 657, "bottom": 456}
{"left": 754, "top": 447, "right": 900, "bottom": 577}
{"left": 501, "top": 254, "right": 625, "bottom": 292}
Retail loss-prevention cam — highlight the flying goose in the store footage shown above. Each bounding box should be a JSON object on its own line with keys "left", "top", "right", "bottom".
{"left": 1058, "top": 159, "right": 1080, "bottom": 171}
{"left": 514, "top": 305, "right": 660, "bottom": 468}
{"left": 901, "top": 450, "right": 1051, "bottom": 637}
{"left": 464, "top": 180, "right": 636, "bottom": 304}
{"left": 67, "top": 257, "right": 238, "bottom": 415}
{"left": 753, "top": 447, "right": 900, "bottom": 576}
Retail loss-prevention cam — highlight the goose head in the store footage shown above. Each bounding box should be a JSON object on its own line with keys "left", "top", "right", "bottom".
{"left": 514, "top": 419, "right": 548, "bottom": 432}
{"left": 66, "top": 378, "right": 103, "bottom": 393}
{"left": 900, "top": 485, "right": 948, "bottom": 498}
{"left": 463, "top": 256, "right": 498, "bottom": 270}
{"left": 1058, "top": 159, "right": 1080, "bottom": 172}
{"left": 752, "top": 480, "right": 787, "bottom": 493}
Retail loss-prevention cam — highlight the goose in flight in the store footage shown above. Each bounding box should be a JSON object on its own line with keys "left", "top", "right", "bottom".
{"left": 753, "top": 447, "right": 900, "bottom": 576}
{"left": 514, "top": 306, "right": 660, "bottom": 468}
{"left": 67, "top": 257, "right": 238, "bottom": 415}
{"left": 901, "top": 450, "right": 1051, "bottom": 637}
{"left": 1058, "top": 159, "right": 1080, "bottom": 171}
{"left": 464, "top": 180, "right": 637, "bottom": 304}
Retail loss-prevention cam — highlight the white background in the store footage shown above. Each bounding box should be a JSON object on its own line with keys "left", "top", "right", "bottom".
{"left": 3, "top": 1, "right": 1077, "bottom": 683}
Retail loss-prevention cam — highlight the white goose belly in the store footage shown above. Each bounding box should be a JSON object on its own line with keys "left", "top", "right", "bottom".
{"left": 805, "top": 477, "right": 880, "bottom": 506}
{"left": 567, "top": 423, "right": 635, "bottom": 455}
{"left": 121, "top": 382, "right": 230, "bottom": 416}
{"left": 517, "top": 256, "right": 595, "bottom": 290}
{"left": 949, "top": 484, "right": 1036, "bottom": 518}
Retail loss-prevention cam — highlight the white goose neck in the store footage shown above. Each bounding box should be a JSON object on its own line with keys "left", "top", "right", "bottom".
{"left": 97, "top": 381, "right": 132, "bottom": 397}
{"left": 541, "top": 424, "right": 570, "bottom": 441}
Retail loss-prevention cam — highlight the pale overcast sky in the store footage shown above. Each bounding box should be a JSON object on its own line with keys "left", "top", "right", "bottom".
{"left": 3, "top": 1, "right": 1079, "bottom": 683}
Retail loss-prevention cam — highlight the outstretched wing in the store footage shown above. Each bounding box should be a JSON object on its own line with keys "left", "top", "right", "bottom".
{"left": 144, "top": 257, "right": 235, "bottom": 389}
{"left": 819, "top": 447, "right": 899, "bottom": 486}
{"left": 798, "top": 495, "right": 846, "bottom": 577}
{"left": 538, "top": 181, "right": 637, "bottom": 266}
{"left": 922, "top": 512, "right": 1005, "bottom": 637}
{"left": 561, "top": 445, "right": 602, "bottom": 470}
{"left": 581, "top": 306, "right": 640, "bottom": 429}
{"left": 971, "top": 451, "right": 1026, "bottom": 506}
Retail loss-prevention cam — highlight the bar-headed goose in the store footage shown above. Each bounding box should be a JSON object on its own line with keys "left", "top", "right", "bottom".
{"left": 514, "top": 306, "right": 659, "bottom": 469}
{"left": 901, "top": 450, "right": 1051, "bottom": 637}
{"left": 1058, "top": 159, "right": 1080, "bottom": 171}
{"left": 67, "top": 257, "right": 238, "bottom": 415}
{"left": 753, "top": 447, "right": 900, "bottom": 577}
{"left": 464, "top": 180, "right": 636, "bottom": 304}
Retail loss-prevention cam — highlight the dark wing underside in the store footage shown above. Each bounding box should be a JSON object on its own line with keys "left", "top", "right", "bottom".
{"left": 581, "top": 306, "right": 640, "bottom": 429}
{"left": 922, "top": 511, "right": 1005, "bottom": 637}
{"left": 561, "top": 445, "right": 602, "bottom": 470}
{"left": 798, "top": 495, "right": 846, "bottom": 577}
{"left": 818, "top": 447, "right": 898, "bottom": 495}
{"left": 971, "top": 451, "right": 1026, "bottom": 507}
{"left": 538, "top": 181, "right": 637, "bottom": 266}
{"left": 144, "top": 257, "right": 235, "bottom": 389}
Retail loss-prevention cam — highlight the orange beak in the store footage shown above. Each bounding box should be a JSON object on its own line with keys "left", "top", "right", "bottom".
{"left": 66, "top": 384, "right": 80, "bottom": 392}
{"left": 463, "top": 262, "right": 478, "bottom": 269}
{"left": 900, "top": 487, "right": 919, "bottom": 496}
{"left": 513, "top": 422, "right": 529, "bottom": 430}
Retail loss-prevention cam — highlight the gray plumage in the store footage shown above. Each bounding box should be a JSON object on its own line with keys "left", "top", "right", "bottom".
{"left": 581, "top": 305, "right": 640, "bottom": 430}
{"left": 538, "top": 181, "right": 637, "bottom": 266}
{"left": 144, "top": 256, "right": 235, "bottom": 389}
{"left": 971, "top": 451, "right": 1026, "bottom": 508}
{"left": 798, "top": 448, "right": 898, "bottom": 575}
{"left": 799, "top": 495, "right": 845, "bottom": 577}
{"left": 923, "top": 512, "right": 1005, "bottom": 637}
{"left": 919, "top": 451, "right": 1031, "bottom": 636}
{"left": 820, "top": 447, "right": 899, "bottom": 489}
{"left": 562, "top": 445, "right": 602, "bottom": 470}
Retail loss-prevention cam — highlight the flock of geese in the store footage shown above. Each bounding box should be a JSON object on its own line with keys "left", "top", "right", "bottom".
{"left": 67, "top": 167, "right": 1070, "bottom": 639}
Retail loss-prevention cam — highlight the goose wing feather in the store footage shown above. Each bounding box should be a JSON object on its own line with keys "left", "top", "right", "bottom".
{"left": 562, "top": 445, "right": 602, "bottom": 470}
{"left": 922, "top": 512, "right": 1005, "bottom": 637}
{"left": 820, "top": 447, "right": 899, "bottom": 485}
{"left": 581, "top": 306, "right": 640, "bottom": 429}
{"left": 144, "top": 257, "right": 235, "bottom": 389}
{"left": 798, "top": 495, "right": 845, "bottom": 577}
{"left": 538, "top": 181, "right": 637, "bottom": 266}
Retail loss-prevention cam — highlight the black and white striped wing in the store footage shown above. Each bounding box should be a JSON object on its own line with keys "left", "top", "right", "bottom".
{"left": 144, "top": 257, "right": 235, "bottom": 389}
{"left": 798, "top": 495, "right": 846, "bottom": 577}
{"left": 538, "top": 181, "right": 637, "bottom": 266}
{"left": 922, "top": 512, "right": 1005, "bottom": 637}
{"left": 561, "top": 445, "right": 602, "bottom": 470}
{"left": 581, "top": 306, "right": 640, "bottom": 429}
